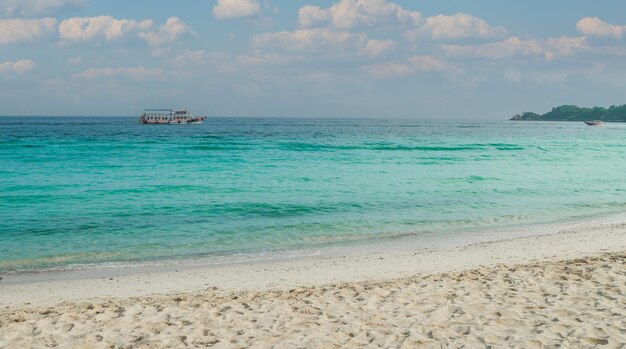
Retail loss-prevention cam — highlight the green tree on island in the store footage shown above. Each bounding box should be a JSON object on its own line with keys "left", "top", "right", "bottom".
{"left": 511, "top": 105, "right": 626, "bottom": 122}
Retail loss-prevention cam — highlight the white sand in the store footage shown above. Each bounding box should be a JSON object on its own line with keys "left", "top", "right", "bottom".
{"left": 2, "top": 221, "right": 626, "bottom": 307}
{"left": 1, "top": 222, "right": 626, "bottom": 347}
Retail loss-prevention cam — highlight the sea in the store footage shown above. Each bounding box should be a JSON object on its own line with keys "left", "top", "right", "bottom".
{"left": 1, "top": 117, "right": 625, "bottom": 273}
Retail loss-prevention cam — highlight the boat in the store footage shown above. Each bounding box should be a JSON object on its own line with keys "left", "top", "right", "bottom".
{"left": 139, "top": 109, "right": 206, "bottom": 124}
{"left": 584, "top": 120, "right": 604, "bottom": 126}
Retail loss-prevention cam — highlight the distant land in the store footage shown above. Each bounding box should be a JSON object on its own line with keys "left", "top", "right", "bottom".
{"left": 510, "top": 105, "right": 626, "bottom": 122}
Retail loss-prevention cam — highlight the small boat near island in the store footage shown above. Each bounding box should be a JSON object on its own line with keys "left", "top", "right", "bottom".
{"left": 584, "top": 120, "right": 604, "bottom": 126}
{"left": 139, "top": 109, "right": 206, "bottom": 124}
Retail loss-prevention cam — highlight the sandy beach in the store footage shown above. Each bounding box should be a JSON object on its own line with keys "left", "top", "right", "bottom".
{"left": 2, "top": 222, "right": 626, "bottom": 348}
{"left": 3, "top": 0, "right": 626, "bottom": 347}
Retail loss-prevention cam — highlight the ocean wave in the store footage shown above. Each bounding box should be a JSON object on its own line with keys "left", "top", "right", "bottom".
{"left": 564, "top": 201, "right": 626, "bottom": 209}
{"left": 189, "top": 145, "right": 248, "bottom": 151}
{"left": 281, "top": 142, "right": 482, "bottom": 152}
{"left": 192, "top": 201, "right": 368, "bottom": 218}
{"left": 85, "top": 184, "right": 214, "bottom": 195}
{"left": 192, "top": 135, "right": 223, "bottom": 140}
{"left": 280, "top": 142, "right": 528, "bottom": 152}
{"left": 0, "top": 143, "right": 47, "bottom": 149}
{"left": 279, "top": 142, "right": 363, "bottom": 151}
{"left": 376, "top": 145, "right": 479, "bottom": 151}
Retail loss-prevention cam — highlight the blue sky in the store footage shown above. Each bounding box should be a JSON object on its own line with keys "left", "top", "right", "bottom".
{"left": 1, "top": 0, "right": 625, "bottom": 118}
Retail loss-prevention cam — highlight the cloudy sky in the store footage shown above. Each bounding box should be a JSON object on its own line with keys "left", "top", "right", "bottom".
{"left": 1, "top": 0, "right": 625, "bottom": 118}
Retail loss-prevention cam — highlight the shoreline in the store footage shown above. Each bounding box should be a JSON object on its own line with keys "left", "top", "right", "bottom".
{"left": 2, "top": 219, "right": 626, "bottom": 308}
{"left": 1, "top": 224, "right": 626, "bottom": 348}
{"left": 4, "top": 209, "right": 625, "bottom": 276}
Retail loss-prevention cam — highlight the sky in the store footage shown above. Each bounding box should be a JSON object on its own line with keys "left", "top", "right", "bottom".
{"left": 1, "top": 0, "right": 626, "bottom": 118}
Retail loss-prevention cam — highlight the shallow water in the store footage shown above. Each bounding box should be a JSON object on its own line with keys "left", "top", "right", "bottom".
{"left": 1, "top": 117, "right": 625, "bottom": 272}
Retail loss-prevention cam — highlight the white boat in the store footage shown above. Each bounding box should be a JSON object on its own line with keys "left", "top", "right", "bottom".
{"left": 139, "top": 109, "right": 206, "bottom": 124}
{"left": 583, "top": 120, "right": 604, "bottom": 126}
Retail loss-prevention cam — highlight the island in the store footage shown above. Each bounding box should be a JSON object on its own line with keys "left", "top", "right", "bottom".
{"left": 510, "top": 104, "right": 626, "bottom": 122}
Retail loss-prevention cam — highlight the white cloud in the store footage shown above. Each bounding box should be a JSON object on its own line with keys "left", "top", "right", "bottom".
{"left": 362, "top": 39, "right": 395, "bottom": 57}
{"left": 298, "top": 5, "right": 328, "bottom": 27}
{"left": 253, "top": 28, "right": 400, "bottom": 61}
{"left": 443, "top": 36, "right": 541, "bottom": 60}
{"left": 0, "top": 0, "right": 83, "bottom": 17}
{"left": 366, "top": 61, "right": 412, "bottom": 77}
{"left": 139, "top": 17, "right": 195, "bottom": 46}
{"left": 366, "top": 55, "right": 447, "bottom": 78}
{"left": 170, "top": 50, "right": 231, "bottom": 67}
{"left": 0, "top": 17, "right": 56, "bottom": 45}
{"left": 408, "top": 55, "right": 447, "bottom": 71}
{"left": 298, "top": 0, "right": 421, "bottom": 29}
{"left": 252, "top": 28, "right": 367, "bottom": 53}
{"left": 576, "top": 17, "right": 626, "bottom": 39}
{"left": 443, "top": 36, "right": 587, "bottom": 60}
{"left": 59, "top": 16, "right": 193, "bottom": 46}
{"left": 405, "top": 13, "right": 507, "bottom": 41}
{"left": 0, "top": 59, "right": 35, "bottom": 74}
{"left": 238, "top": 52, "right": 301, "bottom": 65}
{"left": 544, "top": 36, "right": 588, "bottom": 58}
{"left": 59, "top": 16, "right": 153, "bottom": 43}
{"left": 73, "top": 66, "right": 164, "bottom": 80}
{"left": 213, "top": 0, "right": 260, "bottom": 20}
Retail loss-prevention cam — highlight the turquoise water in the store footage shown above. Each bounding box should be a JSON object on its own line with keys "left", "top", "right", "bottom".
{"left": 1, "top": 117, "right": 625, "bottom": 272}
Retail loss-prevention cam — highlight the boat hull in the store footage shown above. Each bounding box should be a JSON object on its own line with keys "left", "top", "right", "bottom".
{"left": 138, "top": 109, "right": 206, "bottom": 125}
